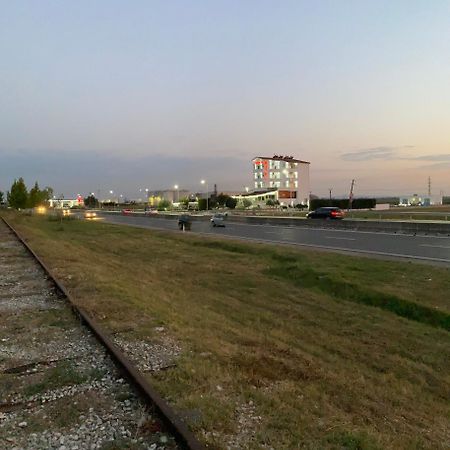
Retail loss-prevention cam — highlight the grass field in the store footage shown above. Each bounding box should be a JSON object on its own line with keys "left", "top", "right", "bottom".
{"left": 3, "top": 212, "right": 450, "bottom": 449}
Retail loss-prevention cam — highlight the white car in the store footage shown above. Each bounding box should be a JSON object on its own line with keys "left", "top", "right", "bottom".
{"left": 210, "top": 213, "right": 226, "bottom": 227}
{"left": 84, "top": 211, "right": 97, "bottom": 219}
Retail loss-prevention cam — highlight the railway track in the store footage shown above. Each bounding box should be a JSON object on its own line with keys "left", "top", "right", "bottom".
{"left": 0, "top": 218, "right": 204, "bottom": 450}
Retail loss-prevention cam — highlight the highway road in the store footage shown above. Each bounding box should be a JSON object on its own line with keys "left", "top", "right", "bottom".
{"left": 96, "top": 213, "right": 450, "bottom": 266}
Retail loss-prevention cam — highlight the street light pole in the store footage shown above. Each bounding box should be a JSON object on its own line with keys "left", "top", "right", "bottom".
{"left": 201, "top": 180, "right": 208, "bottom": 210}
{"left": 174, "top": 185, "right": 179, "bottom": 203}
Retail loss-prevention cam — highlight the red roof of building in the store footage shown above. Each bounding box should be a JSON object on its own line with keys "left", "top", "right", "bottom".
{"left": 252, "top": 155, "right": 310, "bottom": 164}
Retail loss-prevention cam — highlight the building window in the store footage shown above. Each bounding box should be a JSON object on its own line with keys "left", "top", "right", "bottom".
{"left": 294, "top": 181, "right": 298, "bottom": 188}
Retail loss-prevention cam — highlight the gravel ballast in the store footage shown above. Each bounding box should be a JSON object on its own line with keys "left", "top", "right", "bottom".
{"left": 0, "top": 221, "right": 178, "bottom": 450}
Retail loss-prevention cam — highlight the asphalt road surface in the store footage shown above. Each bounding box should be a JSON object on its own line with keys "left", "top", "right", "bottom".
{"left": 95, "top": 213, "right": 450, "bottom": 266}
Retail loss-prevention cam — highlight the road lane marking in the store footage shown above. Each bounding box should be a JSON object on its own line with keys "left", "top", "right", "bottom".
{"left": 325, "top": 236, "right": 356, "bottom": 241}
{"left": 420, "top": 244, "right": 450, "bottom": 249}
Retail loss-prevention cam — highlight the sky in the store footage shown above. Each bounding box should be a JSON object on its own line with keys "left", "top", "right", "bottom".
{"left": 1, "top": 0, "right": 449, "bottom": 199}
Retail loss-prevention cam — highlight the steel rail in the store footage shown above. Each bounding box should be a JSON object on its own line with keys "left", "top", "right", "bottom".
{"left": 1, "top": 216, "right": 205, "bottom": 450}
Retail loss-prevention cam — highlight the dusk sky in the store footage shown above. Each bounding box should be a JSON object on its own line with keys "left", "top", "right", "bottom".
{"left": 1, "top": 1, "right": 449, "bottom": 198}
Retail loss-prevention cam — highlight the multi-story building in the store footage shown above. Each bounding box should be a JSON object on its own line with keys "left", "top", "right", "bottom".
{"left": 147, "top": 189, "right": 190, "bottom": 205}
{"left": 252, "top": 155, "right": 310, "bottom": 205}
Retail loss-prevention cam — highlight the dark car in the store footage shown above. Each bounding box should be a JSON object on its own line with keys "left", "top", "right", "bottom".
{"left": 178, "top": 214, "right": 191, "bottom": 230}
{"left": 306, "top": 207, "right": 344, "bottom": 220}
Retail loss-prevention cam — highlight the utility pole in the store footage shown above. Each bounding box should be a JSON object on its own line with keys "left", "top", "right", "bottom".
{"left": 348, "top": 179, "right": 355, "bottom": 211}
{"left": 329, "top": 188, "right": 332, "bottom": 202}
{"left": 428, "top": 176, "right": 431, "bottom": 197}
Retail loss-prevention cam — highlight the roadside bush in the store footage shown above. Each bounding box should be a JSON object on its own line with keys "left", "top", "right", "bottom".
{"left": 157, "top": 199, "right": 171, "bottom": 211}
{"left": 225, "top": 197, "right": 237, "bottom": 209}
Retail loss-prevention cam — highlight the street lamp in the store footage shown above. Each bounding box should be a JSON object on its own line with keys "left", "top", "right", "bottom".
{"left": 201, "top": 179, "right": 209, "bottom": 211}
{"left": 174, "top": 185, "right": 179, "bottom": 203}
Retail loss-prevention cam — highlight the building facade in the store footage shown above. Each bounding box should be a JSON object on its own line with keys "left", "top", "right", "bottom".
{"left": 147, "top": 189, "right": 190, "bottom": 205}
{"left": 48, "top": 196, "right": 84, "bottom": 208}
{"left": 252, "top": 155, "right": 310, "bottom": 205}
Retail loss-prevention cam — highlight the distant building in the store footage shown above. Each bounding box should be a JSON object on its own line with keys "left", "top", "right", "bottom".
{"left": 398, "top": 194, "right": 442, "bottom": 206}
{"left": 48, "top": 196, "right": 84, "bottom": 208}
{"left": 251, "top": 155, "right": 310, "bottom": 205}
{"left": 147, "top": 189, "right": 190, "bottom": 205}
{"left": 233, "top": 188, "right": 279, "bottom": 208}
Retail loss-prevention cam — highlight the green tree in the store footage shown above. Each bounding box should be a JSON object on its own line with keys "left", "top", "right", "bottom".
{"left": 157, "top": 199, "right": 171, "bottom": 211}
{"left": 41, "top": 186, "right": 53, "bottom": 202}
{"left": 84, "top": 194, "right": 99, "bottom": 208}
{"left": 7, "top": 178, "right": 28, "bottom": 209}
{"left": 217, "top": 193, "right": 229, "bottom": 207}
{"left": 28, "top": 181, "right": 41, "bottom": 207}
{"left": 0, "top": 191, "right": 4, "bottom": 204}
{"left": 266, "top": 199, "right": 275, "bottom": 207}
{"left": 243, "top": 199, "right": 252, "bottom": 209}
{"left": 197, "top": 197, "right": 217, "bottom": 210}
{"left": 225, "top": 196, "right": 237, "bottom": 209}
{"left": 198, "top": 198, "right": 207, "bottom": 210}
{"left": 27, "top": 182, "right": 53, "bottom": 208}
{"left": 179, "top": 197, "right": 189, "bottom": 208}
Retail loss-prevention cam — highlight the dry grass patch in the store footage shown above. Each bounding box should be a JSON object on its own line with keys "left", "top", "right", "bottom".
{"left": 3, "top": 212, "right": 450, "bottom": 450}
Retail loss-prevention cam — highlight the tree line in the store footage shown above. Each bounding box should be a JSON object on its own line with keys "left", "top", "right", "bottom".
{"left": 1, "top": 178, "right": 53, "bottom": 209}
